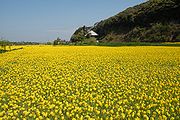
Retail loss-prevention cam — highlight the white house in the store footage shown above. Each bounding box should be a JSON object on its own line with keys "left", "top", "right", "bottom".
{"left": 85, "top": 30, "right": 98, "bottom": 37}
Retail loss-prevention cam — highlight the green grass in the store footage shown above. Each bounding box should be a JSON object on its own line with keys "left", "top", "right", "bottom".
{"left": 69, "top": 42, "right": 180, "bottom": 47}
{"left": 0, "top": 49, "right": 8, "bottom": 54}
{"left": 0, "top": 47, "right": 23, "bottom": 54}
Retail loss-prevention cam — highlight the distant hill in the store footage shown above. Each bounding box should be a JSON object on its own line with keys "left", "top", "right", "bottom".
{"left": 71, "top": 0, "right": 180, "bottom": 42}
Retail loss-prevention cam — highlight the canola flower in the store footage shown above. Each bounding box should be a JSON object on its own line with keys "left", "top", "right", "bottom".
{"left": 0, "top": 46, "right": 179, "bottom": 119}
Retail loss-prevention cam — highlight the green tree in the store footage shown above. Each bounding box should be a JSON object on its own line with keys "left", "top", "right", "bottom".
{"left": 53, "top": 37, "right": 62, "bottom": 45}
{"left": 0, "top": 39, "right": 11, "bottom": 50}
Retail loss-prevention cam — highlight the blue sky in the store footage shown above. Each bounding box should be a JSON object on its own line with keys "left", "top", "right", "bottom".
{"left": 0, "top": 0, "right": 146, "bottom": 42}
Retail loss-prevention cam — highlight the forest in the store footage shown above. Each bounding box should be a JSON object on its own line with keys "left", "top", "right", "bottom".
{"left": 71, "top": 0, "right": 180, "bottom": 42}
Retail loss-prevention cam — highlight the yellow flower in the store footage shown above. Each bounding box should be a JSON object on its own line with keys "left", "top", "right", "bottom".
{"left": 135, "top": 117, "right": 141, "bottom": 120}
{"left": 121, "top": 113, "right": 125, "bottom": 119}
{"left": 0, "top": 111, "right": 5, "bottom": 117}
{"left": 42, "top": 112, "right": 48, "bottom": 117}
{"left": 102, "top": 109, "right": 106, "bottom": 114}
{"left": 0, "top": 46, "right": 179, "bottom": 119}
{"left": 23, "top": 111, "right": 29, "bottom": 116}
{"left": 50, "top": 111, "right": 55, "bottom": 116}
{"left": 110, "top": 109, "right": 114, "bottom": 114}
{"left": 105, "top": 104, "right": 108, "bottom": 108}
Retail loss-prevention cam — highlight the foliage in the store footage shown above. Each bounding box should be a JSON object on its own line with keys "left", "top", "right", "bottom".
{"left": 0, "top": 46, "right": 179, "bottom": 119}
{"left": 70, "top": 41, "right": 180, "bottom": 47}
{"left": 70, "top": 26, "right": 98, "bottom": 43}
{"left": 11, "top": 41, "right": 40, "bottom": 45}
{"left": 46, "top": 42, "right": 52, "bottom": 45}
{"left": 70, "top": 27, "right": 86, "bottom": 42}
{"left": 53, "top": 37, "right": 68, "bottom": 45}
{"left": 0, "top": 40, "right": 11, "bottom": 46}
{"left": 72, "top": 0, "right": 180, "bottom": 42}
{"left": 0, "top": 39, "right": 12, "bottom": 50}
{"left": 124, "top": 23, "right": 180, "bottom": 42}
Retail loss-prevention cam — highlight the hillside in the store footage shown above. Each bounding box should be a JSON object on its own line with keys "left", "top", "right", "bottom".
{"left": 71, "top": 0, "right": 180, "bottom": 42}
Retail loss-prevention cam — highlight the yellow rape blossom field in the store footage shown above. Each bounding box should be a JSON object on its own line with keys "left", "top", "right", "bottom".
{"left": 0, "top": 46, "right": 179, "bottom": 120}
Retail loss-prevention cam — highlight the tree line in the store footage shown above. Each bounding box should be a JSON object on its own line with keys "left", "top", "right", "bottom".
{"left": 0, "top": 39, "right": 42, "bottom": 50}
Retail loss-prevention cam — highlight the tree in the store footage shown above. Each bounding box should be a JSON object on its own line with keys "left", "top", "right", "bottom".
{"left": 46, "top": 42, "right": 52, "bottom": 45}
{"left": 53, "top": 37, "right": 62, "bottom": 45}
{"left": 0, "top": 39, "right": 11, "bottom": 50}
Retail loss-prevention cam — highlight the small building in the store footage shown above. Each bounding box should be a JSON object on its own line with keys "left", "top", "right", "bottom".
{"left": 84, "top": 30, "right": 99, "bottom": 43}
{"left": 85, "top": 30, "right": 98, "bottom": 37}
